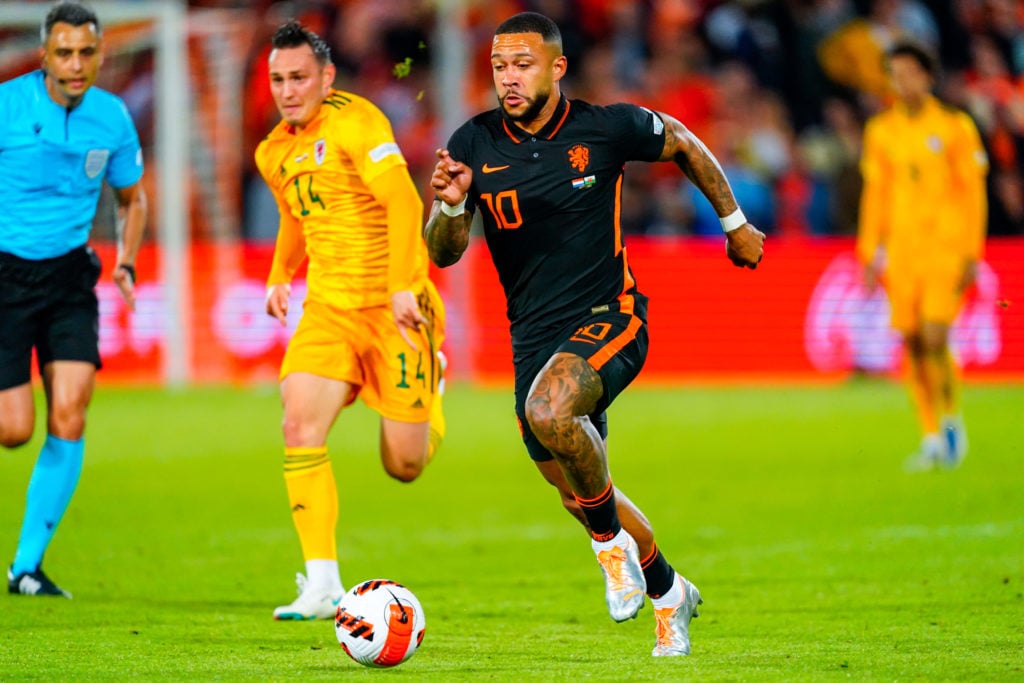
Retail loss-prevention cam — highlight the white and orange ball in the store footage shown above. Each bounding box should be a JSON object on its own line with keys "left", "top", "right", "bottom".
{"left": 334, "top": 579, "right": 426, "bottom": 668}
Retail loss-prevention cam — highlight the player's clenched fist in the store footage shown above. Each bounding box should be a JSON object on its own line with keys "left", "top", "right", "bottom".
{"left": 431, "top": 148, "right": 472, "bottom": 207}
{"left": 725, "top": 223, "right": 766, "bottom": 270}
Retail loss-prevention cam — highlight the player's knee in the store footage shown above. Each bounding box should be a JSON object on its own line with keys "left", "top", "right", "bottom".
{"left": 921, "top": 330, "right": 948, "bottom": 355}
{"left": 47, "top": 404, "right": 86, "bottom": 441}
{"left": 281, "top": 415, "right": 318, "bottom": 446}
{"left": 0, "top": 422, "right": 33, "bottom": 449}
{"left": 383, "top": 456, "right": 424, "bottom": 483}
{"left": 902, "top": 334, "right": 923, "bottom": 355}
{"left": 524, "top": 398, "right": 559, "bottom": 446}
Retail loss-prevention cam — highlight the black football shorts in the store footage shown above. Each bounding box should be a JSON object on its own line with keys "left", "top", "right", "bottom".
{"left": 0, "top": 246, "right": 102, "bottom": 390}
{"left": 514, "top": 294, "right": 649, "bottom": 462}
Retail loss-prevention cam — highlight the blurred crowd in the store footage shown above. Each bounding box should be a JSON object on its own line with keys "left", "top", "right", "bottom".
{"left": 4, "top": 0, "right": 1024, "bottom": 239}
{"left": 230, "top": 0, "right": 1024, "bottom": 239}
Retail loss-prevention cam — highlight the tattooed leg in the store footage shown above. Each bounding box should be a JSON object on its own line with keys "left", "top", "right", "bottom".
{"left": 524, "top": 352, "right": 609, "bottom": 498}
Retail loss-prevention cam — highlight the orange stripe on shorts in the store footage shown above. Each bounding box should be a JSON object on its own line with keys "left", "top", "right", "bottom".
{"left": 587, "top": 312, "right": 642, "bottom": 371}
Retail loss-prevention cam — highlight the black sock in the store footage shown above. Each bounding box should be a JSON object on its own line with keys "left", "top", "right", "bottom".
{"left": 574, "top": 481, "right": 621, "bottom": 542}
{"left": 641, "top": 544, "right": 676, "bottom": 598}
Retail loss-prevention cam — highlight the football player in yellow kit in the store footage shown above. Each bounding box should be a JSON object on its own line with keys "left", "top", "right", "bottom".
{"left": 255, "top": 20, "right": 445, "bottom": 619}
{"left": 857, "top": 40, "right": 988, "bottom": 471}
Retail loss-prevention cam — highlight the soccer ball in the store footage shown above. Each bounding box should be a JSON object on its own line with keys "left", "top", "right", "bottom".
{"left": 334, "top": 579, "right": 426, "bottom": 668}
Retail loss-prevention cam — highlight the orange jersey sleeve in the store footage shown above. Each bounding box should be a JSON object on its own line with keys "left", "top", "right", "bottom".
{"left": 256, "top": 157, "right": 307, "bottom": 286}
{"left": 365, "top": 165, "right": 426, "bottom": 296}
{"left": 856, "top": 115, "right": 891, "bottom": 265}
{"left": 949, "top": 110, "right": 989, "bottom": 260}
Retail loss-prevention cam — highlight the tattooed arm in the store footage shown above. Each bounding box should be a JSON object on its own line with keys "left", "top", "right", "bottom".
{"left": 424, "top": 148, "right": 473, "bottom": 268}
{"left": 657, "top": 112, "right": 765, "bottom": 269}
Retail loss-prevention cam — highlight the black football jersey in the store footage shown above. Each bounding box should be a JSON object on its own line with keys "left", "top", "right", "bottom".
{"left": 446, "top": 95, "right": 666, "bottom": 356}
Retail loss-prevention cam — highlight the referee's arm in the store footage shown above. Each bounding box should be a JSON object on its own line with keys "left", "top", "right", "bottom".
{"left": 113, "top": 182, "right": 147, "bottom": 308}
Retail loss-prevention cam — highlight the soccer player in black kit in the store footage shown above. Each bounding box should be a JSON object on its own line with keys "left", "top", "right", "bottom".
{"left": 424, "top": 12, "right": 765, "bottom": 656}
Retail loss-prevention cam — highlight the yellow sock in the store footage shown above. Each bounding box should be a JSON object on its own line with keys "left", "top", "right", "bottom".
{"left": 283, "top": 447, "right": 337, "bottom": 562}
{"left": 944, "top": 349, "right": 961, "bottom": 417}
{"left": 427, "top": 391, "right": 445, "bottom": 463}
{"left": 906, "top": 358, "right": 938, "bottom": 435}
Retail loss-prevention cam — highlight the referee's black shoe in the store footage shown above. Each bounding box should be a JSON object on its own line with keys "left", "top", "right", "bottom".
{"left": 7, "top": 565, "right": 71, "bottom": 598}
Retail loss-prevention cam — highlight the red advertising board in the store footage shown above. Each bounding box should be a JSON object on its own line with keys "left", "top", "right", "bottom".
{"left": 90, "top": 238, "right": 1024, "bottom": 385}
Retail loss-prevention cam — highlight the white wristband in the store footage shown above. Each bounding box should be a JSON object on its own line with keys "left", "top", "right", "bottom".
{"left": 720, "top": 208, "right": 747, "bottom": 233}
{"left": 266, "top": 283, "right": 290, "bottom": 306}
{"left": 440, "top": 198, "right": 467, "bottom": 217}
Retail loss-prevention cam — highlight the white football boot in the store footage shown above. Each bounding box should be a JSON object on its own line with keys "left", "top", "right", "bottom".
{"left": 592, "top": 530, "right": 646, "bottom": 622}
{"left": 273, "top": 572, "right": 344, "bottom": 620}
{"left": 652, "top": 574, "right": 702, "bottom": 656}
{"left": 903, "top": 433, "right": 946, "bottom": 473}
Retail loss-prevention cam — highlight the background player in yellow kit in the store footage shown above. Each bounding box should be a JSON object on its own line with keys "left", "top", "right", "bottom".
{"left": 256, "top": 20, "right": 445, "bottom": 619}
{"left": 857, "top": 40, "right": 988, "bottom": 471}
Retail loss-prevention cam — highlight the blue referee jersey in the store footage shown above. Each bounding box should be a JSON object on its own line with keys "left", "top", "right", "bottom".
{"left": 0, "top": 70, "right": 143, "bottom": 260}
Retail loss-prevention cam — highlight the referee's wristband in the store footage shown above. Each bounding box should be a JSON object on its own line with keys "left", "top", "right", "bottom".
{"left": 719, "top": 208, "right": 747, "bottom": 233}
{"left": 439, "top": 198, "right": 467, "bottom": 217}
{"left": 118, "top": 263, "right": 136, "bottom": 284}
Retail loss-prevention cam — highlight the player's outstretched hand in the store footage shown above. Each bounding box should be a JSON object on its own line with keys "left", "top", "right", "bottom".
{"left": 265, "top": 283, "right": 291, "bottom": 326}
{"left": 113, "top": 265, "right": 136, "bottom": 310}
{"left": 725, "top": 223, "right": 765, "bottom": 270}
{"left": 431, "top": 148, "right": 472, "bottom": 208}
{"left": 392, "top": 289, "right": 428, "bottom": 350}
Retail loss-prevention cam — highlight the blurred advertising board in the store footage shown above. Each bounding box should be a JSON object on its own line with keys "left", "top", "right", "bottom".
{"left": 90, "top": 238, "right": 1024, "bottom": 385}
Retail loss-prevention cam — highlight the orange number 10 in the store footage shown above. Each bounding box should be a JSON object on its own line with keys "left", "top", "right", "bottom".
{"left": 479, "top": 190, "right": 523, "bottom": 230}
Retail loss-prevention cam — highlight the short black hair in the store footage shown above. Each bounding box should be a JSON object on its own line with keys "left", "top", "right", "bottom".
{"left": 41, "top": 1, "right": 100, "bottom": 42}
{"left": 888, "top": 39, "right": 938, "bottom": 79}
{"left": 271, "top": 20, "right": 332, "bottom": 66}
{"left": 495, "top": 12, "right": 562, "bottom": 52}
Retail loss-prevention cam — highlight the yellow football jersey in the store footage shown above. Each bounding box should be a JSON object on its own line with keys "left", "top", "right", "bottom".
{"left": 255, "top": 89, "right": 428, "bottom": 309}
{"left": 856, "top": 95, "right": 988, "bottom": 274}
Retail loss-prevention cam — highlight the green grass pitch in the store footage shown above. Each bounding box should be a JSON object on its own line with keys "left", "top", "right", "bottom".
{"left": 0, "top": 381, "right": 1021, "bottom": 681}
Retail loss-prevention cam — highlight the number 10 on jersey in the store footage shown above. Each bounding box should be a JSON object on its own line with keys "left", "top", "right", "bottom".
{"left": 479, "top": 190, "right": 522, "bottom": 230}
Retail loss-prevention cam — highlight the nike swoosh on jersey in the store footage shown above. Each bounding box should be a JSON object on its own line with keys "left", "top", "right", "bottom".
{"left": 482, "top": 163, "right": 510, "bottom": 173}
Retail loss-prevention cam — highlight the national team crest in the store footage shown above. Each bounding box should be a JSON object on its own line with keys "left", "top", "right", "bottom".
{"left": 84, "top": 149, "right": 109, "bottom": 179}
{"left": 568, "top": 144, "right": 590, "bottom": 173}
{"left": 314, "top": 139, "right": 327, "bottom": 165}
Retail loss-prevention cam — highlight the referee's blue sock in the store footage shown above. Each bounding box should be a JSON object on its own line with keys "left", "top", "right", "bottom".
{"left": 11, "top": 435, "right": 84, "bottom": 575}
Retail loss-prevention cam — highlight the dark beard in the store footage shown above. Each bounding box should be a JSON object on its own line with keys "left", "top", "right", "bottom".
{"left": 501, "top": 88, "right": 551, "bottom": 124}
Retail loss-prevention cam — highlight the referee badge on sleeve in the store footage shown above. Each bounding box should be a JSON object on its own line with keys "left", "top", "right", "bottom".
{"left": 84, "top": 149, "right": 110, "bottom": 178}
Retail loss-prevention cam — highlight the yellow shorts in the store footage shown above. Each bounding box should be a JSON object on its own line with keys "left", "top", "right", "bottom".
{"left": 280, "top": 278, "right": 446, "bottom": 423}
{"left": 885, "top": 267, "right": 964, "bottom": 333}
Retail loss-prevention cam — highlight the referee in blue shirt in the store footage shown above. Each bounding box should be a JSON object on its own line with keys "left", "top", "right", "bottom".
{"left": 1, "top": 1, "right": 146, "bottom": 598}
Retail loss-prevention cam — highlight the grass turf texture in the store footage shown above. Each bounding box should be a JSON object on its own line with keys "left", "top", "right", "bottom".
{"left": 0, "top": 381, "right": 1021, "bottom": 681}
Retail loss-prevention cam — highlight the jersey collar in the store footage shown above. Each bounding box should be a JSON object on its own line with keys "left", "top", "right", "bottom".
{"left": 35, "top": 68, "right": 92, "bottom": 111}
{"left": 500, "top": 93, "right": 571, "bottom": 144}
{"left": 894, "top": 93, "right": 939, "bottom": 119}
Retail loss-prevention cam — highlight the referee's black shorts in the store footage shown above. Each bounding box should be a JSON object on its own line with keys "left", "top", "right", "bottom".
{"left": 513, "top": 293, "right": 649, "bottom": 462}
{"left": 0, "top": 246, "right": 103, "bottom": 390}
